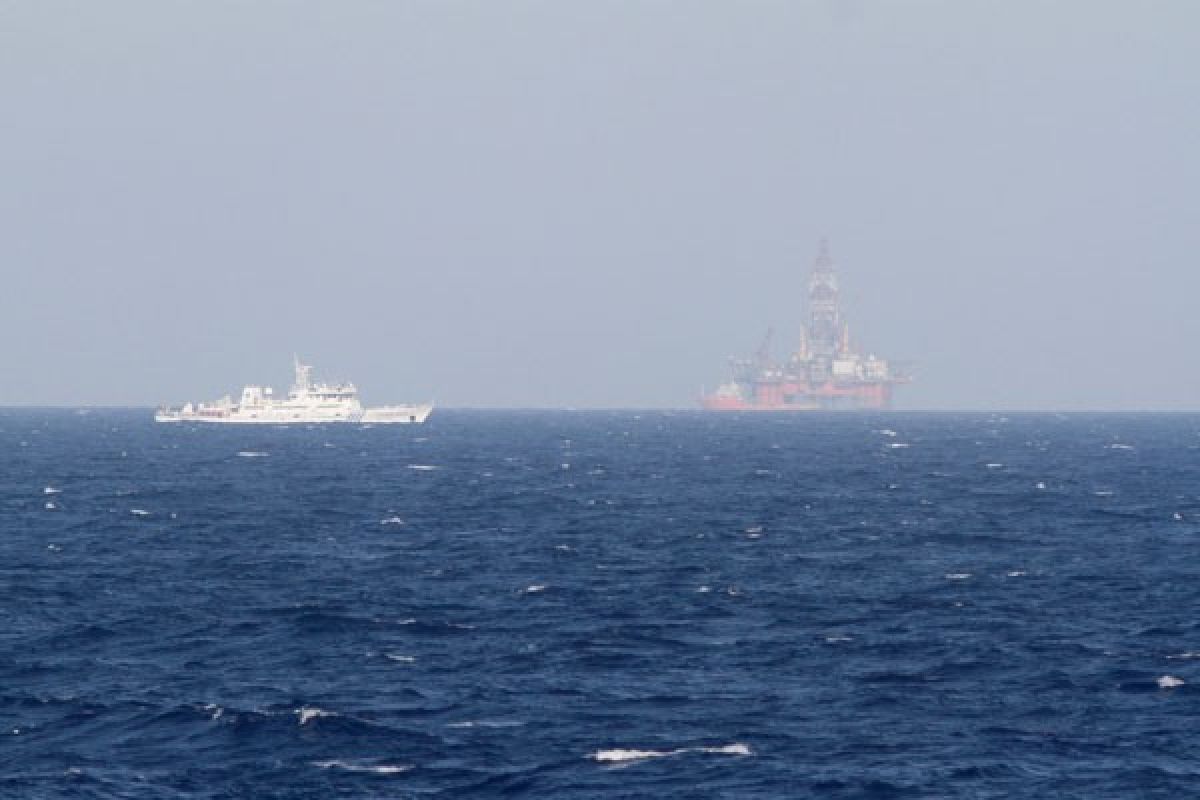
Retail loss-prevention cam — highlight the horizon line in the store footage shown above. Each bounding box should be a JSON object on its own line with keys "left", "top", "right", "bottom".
{"left": 2, "top": 405, "right": 1199, "bottom": 414}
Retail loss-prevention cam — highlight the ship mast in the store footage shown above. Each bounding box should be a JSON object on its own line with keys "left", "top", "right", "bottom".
{"left": 293, "top": 354, "right": 313, "bottom": 393}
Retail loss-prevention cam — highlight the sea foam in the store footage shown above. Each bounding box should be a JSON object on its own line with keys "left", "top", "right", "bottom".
{"left": 296, "top": 707, "right": 338, "bottom": 725}
{"left": 592, "top": 743, "right": 752, "bottom": 764}
{"left": 312, "top": 760, "right": 410, "bottom": 774}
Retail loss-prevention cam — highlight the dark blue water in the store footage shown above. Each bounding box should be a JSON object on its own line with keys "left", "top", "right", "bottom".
{"left": 3, "top": 410, "right": 1200, "bottom": 798}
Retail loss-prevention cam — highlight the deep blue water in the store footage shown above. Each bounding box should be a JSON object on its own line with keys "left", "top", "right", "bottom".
{"left": 3, "top": 410, "right": 1200, "bottom": 798}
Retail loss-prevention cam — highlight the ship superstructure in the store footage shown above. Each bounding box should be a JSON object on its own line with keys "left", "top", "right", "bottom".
{"left": 155, "top": 357, "right": 433, "bottom": 424}
{"left": 701, "top": 241, "right": 908, "bottom": 411}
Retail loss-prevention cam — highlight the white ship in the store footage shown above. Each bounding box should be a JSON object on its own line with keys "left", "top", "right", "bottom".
{"left": 155, "top": 357, "right": 433, "bottom": 424}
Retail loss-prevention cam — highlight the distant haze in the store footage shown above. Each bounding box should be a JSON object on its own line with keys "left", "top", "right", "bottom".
{"left": 2, "top": 2, "right": 1198, "bottom": 409}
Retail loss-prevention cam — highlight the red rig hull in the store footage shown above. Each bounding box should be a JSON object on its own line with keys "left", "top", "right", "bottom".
{"left": 700, "top": 379, "right": 895, "bottom": 412}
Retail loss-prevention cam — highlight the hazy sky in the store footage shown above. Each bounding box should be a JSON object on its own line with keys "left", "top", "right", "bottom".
{"left": 3, "top": 1, "right": 1198, "bottom": 409}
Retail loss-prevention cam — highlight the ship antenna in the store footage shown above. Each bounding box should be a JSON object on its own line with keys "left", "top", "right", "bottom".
{"left": 293, "top": 354, "right": 312, "bottom": 391}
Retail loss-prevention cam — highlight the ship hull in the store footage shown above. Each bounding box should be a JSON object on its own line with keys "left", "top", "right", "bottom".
{"left": 361, "top": 404, "right": 434, "bottom": 424}
{"left": 155, "top": 404, "right": 434, "bottom": 424}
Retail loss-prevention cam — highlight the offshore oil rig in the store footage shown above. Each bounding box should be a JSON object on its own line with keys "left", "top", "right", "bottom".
{"left": 701, "top": 241, "right": 909, "bottom": 411}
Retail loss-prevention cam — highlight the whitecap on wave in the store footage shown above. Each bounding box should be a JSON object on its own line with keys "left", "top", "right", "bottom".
{"left": 1157, "top": 675, "right": 1185, "bottom": 689}
{"left": 296, "top": 707, "right": 338, "bottom": 725}
{"left": 237, "top": 451, "right": 269, "bottom": 458}
{"left": 312, "top": 760, "right": 410, "bottom": 775}
{"left": 43, "top": 486, "right": 62, "bottom": 495}
{"left": 407, "top": 465, "right": 439, "bottom": 471}
{"left": 591, "top": 743, "right": 752, "bottom": 764}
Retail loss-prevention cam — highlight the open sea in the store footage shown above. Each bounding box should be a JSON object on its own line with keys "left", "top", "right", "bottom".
{"left": 3, "top": 409, "right": 1199, "bottom": 798}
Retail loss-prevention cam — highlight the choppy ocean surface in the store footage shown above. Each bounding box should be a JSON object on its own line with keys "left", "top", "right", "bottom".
{"left": 3, "top": 410, "right": 1200, "bottom": 798}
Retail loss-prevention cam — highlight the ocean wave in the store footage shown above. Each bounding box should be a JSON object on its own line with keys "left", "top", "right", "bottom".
{"left": 296, "top": 707, "right": 338, "bottom": 725}
{"left": 312, "top": 760, "right": 411, "bottom": 775}
{"left": 592, "top": 743, "right": 752, "bottom": 764}
{"left": 446, "top": 719, "right": 525, "bottom": 729}
{"left": 8, "top": 409, "right": 1200, "bottom": 797}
